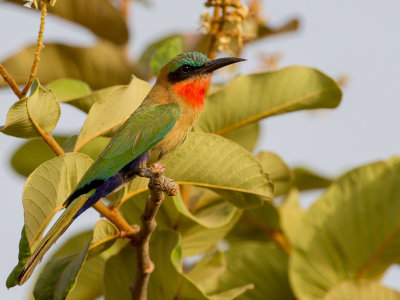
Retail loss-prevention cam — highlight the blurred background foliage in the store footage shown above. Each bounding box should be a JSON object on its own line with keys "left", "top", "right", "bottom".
{"left": 1, "top": 0, "right": 399, "bottom": 299}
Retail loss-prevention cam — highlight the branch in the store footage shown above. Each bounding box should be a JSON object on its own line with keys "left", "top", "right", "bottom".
{"left": 0, "top": 65, "right": 21, "bottom": 97}
{"left": 20, "top": 0, "right": 47, "bottom": 98}
{"left": 130, "top": 163, "right": 179, "bottom": 300}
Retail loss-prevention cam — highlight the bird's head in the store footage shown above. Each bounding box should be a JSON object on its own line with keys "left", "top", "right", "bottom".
{"left": 160, "top": 52, "right": 245, "bottom": 107}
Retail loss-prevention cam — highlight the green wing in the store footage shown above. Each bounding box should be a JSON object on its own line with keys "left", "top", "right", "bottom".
{"left": 73, "top": 102, "right": 182, "bottom": 193}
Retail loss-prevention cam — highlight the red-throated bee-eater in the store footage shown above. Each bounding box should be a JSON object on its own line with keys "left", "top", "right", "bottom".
{"left": 18, "top": 52, "right": 245, "bottom": 284}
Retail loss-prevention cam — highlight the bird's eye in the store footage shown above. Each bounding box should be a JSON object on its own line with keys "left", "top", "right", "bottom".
{"left": 181, "top": 65, "right": 191, "bottom": 73}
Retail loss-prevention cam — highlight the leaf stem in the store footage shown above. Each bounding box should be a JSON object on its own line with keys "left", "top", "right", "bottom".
{"left": 130, "top": 163, "right": 179, "bottom": 300}
{"left": 20, "top": 0, "right": 47, "bottom": 98}
{"left": 0, "top": 65, "right": 21, "bottom": 98}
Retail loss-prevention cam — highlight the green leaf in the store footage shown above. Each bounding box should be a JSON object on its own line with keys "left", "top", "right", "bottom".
{"left": 0, "top": 42, "right": 132, "bottom": 89}
{"left": 5, "top": 0, "right": 128, "bottom": 44}
{"left": 150, "top": 36, "right": 183, "bottom": 76}
{"left": 187, "top": 251, "right": 226, "bottom": 293}
{"left": 74, "top": 76, "right": 151, "bottom": 150}
{"left": 46, "top": 78, "right": 91, "bottom": 102}
{"left": 134, "top": 34, "right": 182, "bottom": 80}
{"left": 279, "top": 188, "right": 304, "bottom": 244}
{"left": 11, "top": 136, "right": 67, "bottom": 177}
{"left": 1, "top": 80, "right": 60, "bottom": 138}
{"left": 33, "top": 241, "right": 90, "bottom": 300}
{"left": 290, "top": 157, "right": 400, "bottom": 300}
{"left": 10, "top": 136, "right": 109, "bottom": 177}
{"left": 293, "top": 166, "right": 332, "bottom": 190}
{"left": 6, "top": 226, "right": 32, "bottom": 288}
{"left": 212, "top": 241, "right": 295, "bottom": 300}
{"left": 180, "top": 208, "right": 242, "bottom": 257}
{"left": 120, "top": 132, "right": 273, "bottom": 209}
{"left": 62, "top": 85, "right": 123, "bottom": 113}
{"left": 256, "top": 151, "right": 293, "bottom": 196}
{"left": 221, "top": 122, "right": 260, "bottom": 152}
{"left": 195, "top": 66, "right": 342, "bottom": 136}
{"left": 324, "top": 280, "right": 400, "bottom": 300}
{"left": 227, "top": 201, "right": 280, "bottom": 243}
{"left": 51, "top": 231, "right": 120, "bottom": 300}
{"left": 162, "top": 132, "right": 273, "bottom": 209}
{"left": 88, "top": 220, "right": 119, "bottom": 259}
{"left": 22, "top": 153, "right": 93, "bottom": 248}
{"left": 66, "top": 256, "right": 104, "bottom": 300}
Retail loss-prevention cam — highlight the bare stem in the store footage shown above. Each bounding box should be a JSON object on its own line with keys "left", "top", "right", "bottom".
{"left": 0, "top": 65, "right": 21, "bottom": 98}
{"left": 20, "top": 0, "right": 47, "bottom": 98}
{"left": 130, "top": 163, "right": 179, "bottom": 300}
{"left": 207, "top": 1, "right": 228, "bottom": 59}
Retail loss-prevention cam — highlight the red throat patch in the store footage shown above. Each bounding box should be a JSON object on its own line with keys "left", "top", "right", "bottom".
{"left": 172, "top": 76, "right": 211, "bottom": 107}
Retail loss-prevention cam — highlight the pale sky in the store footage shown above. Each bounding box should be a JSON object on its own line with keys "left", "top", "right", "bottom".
{"left": 0, "top": 0, "right": 399, "bottom": 299}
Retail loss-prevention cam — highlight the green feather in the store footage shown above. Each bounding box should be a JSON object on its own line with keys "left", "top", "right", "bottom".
{"left": 74, "top": 102, "right": 182, "bottom": 192}
{"left": 168, "top": 52, "right": 209, "bottom": 72}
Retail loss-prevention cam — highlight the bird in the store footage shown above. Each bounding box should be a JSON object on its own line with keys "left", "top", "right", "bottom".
{"left": 18, "top": 52, "right": 245, "bottom": 284}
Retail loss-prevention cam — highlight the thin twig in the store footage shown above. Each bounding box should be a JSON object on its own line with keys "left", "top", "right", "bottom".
{"left": 207, "top": 1, "right": 228, "bottom": 59}
{"left": 0, "top": 65, "right": 21, "bottom": 97}
{"left": 130, "top": 163, "right": 179, "bottom": 300}
{"left": 20, "top": 0, "right": 47, "bottom": 98}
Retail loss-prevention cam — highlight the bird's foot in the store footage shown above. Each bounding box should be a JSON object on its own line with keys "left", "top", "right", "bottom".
{"left": 146, "top": 163, "right": 179, "bottom": 197}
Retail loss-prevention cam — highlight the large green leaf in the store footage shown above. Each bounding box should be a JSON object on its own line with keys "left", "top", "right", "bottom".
{"left": 211, "top": 241, "right": 295, "bottom": 300}
{"left": 74, "top": 76, "right": 151, "bottom": 150}
{"left": 121, "top": 132, "right": 273, "bottom": 209}
{"left": 195, "top": 66, "right": 342, "bottom": 135}
{"left": 33, "top": 242, "right": 90, "bottom": 300}
{"left": 1, "top": 81, "right": 60, "bottom": 138}
{"left": 0, "top": 42, "right": 132, "bottom": 89}
{"left": 163, "top": 132, "right": 273, "bottom": 208}
{"left": 22, "top": 153, "right": 93, "bottom": 248}
{"left": 324, "top": 280, "right": 400, "bottom": 300}
{"left": 5, "top": 0, "right": 128, "bottom": 44}
{"left": 290, "top": 157, "right": 400, "bottom": 300}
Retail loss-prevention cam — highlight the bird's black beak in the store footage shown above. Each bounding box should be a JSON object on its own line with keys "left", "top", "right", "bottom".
{"left": 200, "top": 57, "right": 246, "bottom": 74}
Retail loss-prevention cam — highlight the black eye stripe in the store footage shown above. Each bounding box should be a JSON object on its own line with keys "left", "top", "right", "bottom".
{"left": 168, "top": 64, "right": 203, "bottom": 83}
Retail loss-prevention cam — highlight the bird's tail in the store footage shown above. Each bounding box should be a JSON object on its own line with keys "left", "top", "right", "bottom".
{"left": 18, "top": 193, "right": 91, "bottom": 285}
